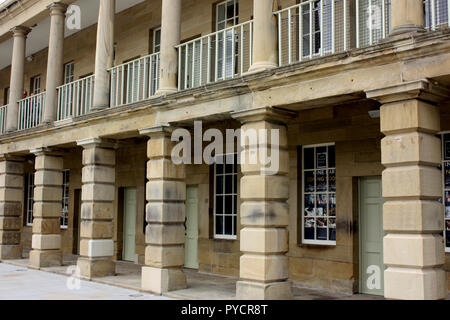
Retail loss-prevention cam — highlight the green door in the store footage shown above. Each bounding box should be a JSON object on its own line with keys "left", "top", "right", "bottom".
{"left": 184, "top": 185, "right": 198, "bottom": 269}
{"left": 123, "top": 187, "right": 137, "bottom": 262}
{"left": 359, "top": 177, "right": 385, "bottom": 296}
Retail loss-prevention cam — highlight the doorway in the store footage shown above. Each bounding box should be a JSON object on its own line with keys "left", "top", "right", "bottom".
{"left": 184, "top": 185, "right": 199, "bottom": 269}
{"left": 359, "top": 176, "right": 385, "bottom": 296}
{"left": 72, "top": 189, "right": 81, "bottom": 255}
{"left": 122, "top": 187, "right": 137, "bottom": 262}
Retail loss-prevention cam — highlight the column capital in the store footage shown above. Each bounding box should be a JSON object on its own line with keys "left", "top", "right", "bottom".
{"left": 139, "top": 124, "right": 174, "bottom": 138}
{"left": 366, "top": 80, "right": 450, "bottom": 105}
{"left": 77, "top": 138, "right": 118, "bottom": 149}
{"left": 231, "top": 106, "right": 297, "bottom": 124}
{"left": 30, "top": 147, "right": 64, "bottom": 156}
{"left": 10, "top": 26, "right": 31, "bottom": 37}
{"left": 47, "top": 2, "right": 68, "bottom": 15}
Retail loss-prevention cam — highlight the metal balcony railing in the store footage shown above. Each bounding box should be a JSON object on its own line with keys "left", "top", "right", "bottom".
{"left": 57, "top": 75, "right": 94, "bottom": 120}
{"left": 109, "top": 52, "right": 160, "bottom": 108}
{"left": 0, "top": 105, "right": 7, "bottom": 134}
{"left": 425, "top": 0, "right": 450, "bottom": 29}
{"left": 176, "top": 20, "right": 253, "bottom": 91}
{"left": 275, "top": 0, "right": 391, "bottom": 66}
{"left": 18, "top": 92, "right": 45, "bottom": 131}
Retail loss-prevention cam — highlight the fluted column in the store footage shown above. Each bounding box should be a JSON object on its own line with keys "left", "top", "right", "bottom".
{"left": 232, "top": 107, "right": 296, "bottom": 300}
{"left": 390, "top": 0, "right": 425, "bottom": 35}
{"left": 248, "top": 0, "right": 278, "bottom": 72}
{"left": 92, "top": 0, "right": 115, "bottom": 110}
{"left": 43, "top": 3, "right": 68, "bottom": 124}
{"left": 367, "top": 80, "right": 448, "bottom": 300}
{"left": 0, "top": 155, "right": 24, "bottom": 260}
{"left": 139, "top": 125, "right": 187, "bottom": 294}
{"left": 6, "top": 26, "right": 31, "bottom": 132}
{"left": 155, "top": 0, "right": 181, "bottom": 96}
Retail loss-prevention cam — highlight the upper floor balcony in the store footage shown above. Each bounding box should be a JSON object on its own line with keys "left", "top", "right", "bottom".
{"left": 0, "top": 0, "right": 448, "bottom": 136}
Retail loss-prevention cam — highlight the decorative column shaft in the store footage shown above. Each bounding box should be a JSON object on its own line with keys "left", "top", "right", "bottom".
{"left": 248, "top": 0, "right": 278, "bottom": 72}
{"left": 29, "top": 149, "right": 63, "bottom": 268}
{"left": 0, "top": 156, "right": 24, "bottom": 260}
{"left": 367, "top": 80, "right": 448, "bottom": 300}
{"left": 43, "top": 3, "right": 68, "bottom": 123}
{"left": 139, "top": 125, "right": 187, "bottom": 294}
{"left": 92, "top": 0, "right": 115, "bottom": 110}
{"left": 77, "top": 138, "right": 116, "bottom": 279}
{"left": 6, "top": 26, "right": 31, "bottom": 132}
{"left": 155, "top": 0, "right": 181, "bottom": 96}
{"left": 390, "top": 0, "right": 425, "bottom": 35}
{"left": 232, "top": 107, "right": 296, "bottom": 300}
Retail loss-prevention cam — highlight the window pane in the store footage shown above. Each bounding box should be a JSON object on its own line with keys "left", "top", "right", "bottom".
{"left": 225, "top": 216, "right": 233, "bottom": 235}
{"left": 329, "top": 218, "right": 336, "bottom": 241}
{"left": 225, "top": 174, "right": 233, "bottom": 194}
{"left": 304, "top": 148, "right": 315, "bottom": 169}
{"left": 216, "top": 216, "right": 224, "bottom": 235}
{"left": 445, "top": 162, "right": 450, "bottom": 189}
{"left": 328, "top": 145, "right": 336, "bottom": 168}
{"left": 316, "top": 194, "right": 327, "bottom": 216}
{"left": 329, "top": 194, "right": 336, "bottom": 217}
{"left": 216, "top": 163, "right": 224, "bottom": 174}
{"left": 316, "top": 218, "right": 327, "bottom": 240}
{"left": 216, "top": 196, "right": 223, "bottom": 214}
{"left": 329, "top": 169, "right": 336, "bottom": 192}
{"left": 304, "top": 218, "right": 315, "bottom": 240}
{"left": 316, "top": 147, "right": 327, "bottom": 168}
{"left": 216, "top": 175, "right": 224, "bottom": 194}
{"left": 444, "top": 134, "right": 450, "bottom": 160}
{"left": 445, "top": 191, "right": 450, "bottom": 219}
{"left": 225, "top": 195, "right": 233, "bottom": 214}
{"left": 316, "top": 170, "right": 327, "bottom": 192}
{"left": 304, "top": 194, "right": 315, "bottom": 217}
{"left": 304, "top": 171, "right": 315, "bottom": 192}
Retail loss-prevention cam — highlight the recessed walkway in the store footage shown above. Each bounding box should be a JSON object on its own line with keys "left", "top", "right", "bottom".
{"left": 2, "top": 255, "right": 448, "bottom": 300}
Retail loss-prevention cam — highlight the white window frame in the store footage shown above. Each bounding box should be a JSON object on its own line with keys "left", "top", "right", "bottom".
{"left": 153, "top": 27, "right": 161, "bottom": 53}
{"left": 213, "top": 153, "right": 238, "bottom": 240}
{"left": 216, "top": 0, "right": 239, "bottom": 80}
{"left": 440, "top": 131, "right": 450, "bottom": 253}
{"left": 301, "top": 142, "right": 336, "bottom": 246}
{"left": 31, "top": 75, "right": 41, "bottom": 94}
{"left": 25, "top": 173, "right": 34, "bottom": 227}
{"left": 60, "top": 169, "right": 70, "bottom": 229}
{"left": 64, "top": 61, "right": 75, "bottom": 84}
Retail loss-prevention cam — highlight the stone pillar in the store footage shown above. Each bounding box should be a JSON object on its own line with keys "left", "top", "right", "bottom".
{"left": 29, "top": 149, "right": 63, "bottom": 268}
{"left": 92, "top": 0, "right": 115, "bottom": 110}
{"left": 248, "top": 0, "right": 278, "bottom": 73}
{"left": 6, "top": 26, "right": 31, "bottom": 132}
{"left": 43, "top": 2, "right": 68, "bottom": 124}
{"left": 390, "top": 0, "right": 425, "bottom": 35}
{"left": 366, "top": 80, "right": 448, "bottom": 300}
{"left": 77, "top": 138, "right": 116, "bottom": 279}
{"left": 232, "top": 107, "right": 296, "bottom": 300}
{"left": 139, "top": 125, "right": 187, "bottom": 294}
{"left": 0, "top": 156, "right": 24, "bottom": 260}
{"left": 155, "top": 0, "right": 181, "bottom": 96}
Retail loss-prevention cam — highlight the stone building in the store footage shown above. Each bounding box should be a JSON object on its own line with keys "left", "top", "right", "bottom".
{"left": 0, "top": 0, "right": 449, "bottom": 300}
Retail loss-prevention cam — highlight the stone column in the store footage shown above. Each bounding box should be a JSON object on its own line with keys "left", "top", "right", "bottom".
{"left": 232, "top": 107, "right": 296, "bottom": 300}
{"left": 29, "top": 148, "right": 63, "bottom": 268}
{"left": 0, "top": 156, "right": 24, "bottom": 260}
{"left": 390, "top": 0, "right": 425, "bottom": 35}
{"left": 43, "top": 3, "right": 68, "bottom": 124}
{"left": 366, "top": 80, "right": 448, "bottom": 300}
{"left": 77, "top": 138, "right": 116, "bottom": 279}
{"left": 248, "top": 0, "right": 278, "bottom": 73}
{"left": 6, "top": 26, "right": 31, "bottom": 132}
{"left": 92, "top": 0, "right": 115, "bottom": 110}
{"left": 139, "top": 125, "right": 187, "bottom": 294}
{"left": 155, "top": 0, "right": 181, "bottom": 96}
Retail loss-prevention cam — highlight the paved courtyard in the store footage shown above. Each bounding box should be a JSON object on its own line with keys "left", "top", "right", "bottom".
{"left": 0, "top": 263, "right": 171, "bottom": 300}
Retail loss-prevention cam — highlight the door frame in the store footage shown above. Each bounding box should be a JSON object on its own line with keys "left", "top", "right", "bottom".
{"left": 122, "top": 187, "right": 137, "bottom": 263}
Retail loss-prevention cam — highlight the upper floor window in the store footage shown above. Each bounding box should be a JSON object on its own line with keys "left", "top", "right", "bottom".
{"left": 216, "top": 0, "right": 239, "bottom": 80}
{"left": 30, "top": 75, "right": 41, "bottom": 94}
{"left": 425, "top": 0, "right": 449, "bottom": 28}
{"left": 302, "top": 143, "right": 336, "bottom": 245}
{"left": 64, "top": 62, "right": 75, "bottom": 84}
{"left": 24, "top": 173, "right": 34, "bottom": 227}
{"left": 441, "top": 133, "right": 450, "bottom": 252}
{"left": 153, "top": 27, "right": 161, "bottom": 53}
{"left": 216, "top": 0, "right": 239, "bottom": 31}
{"left": 61, "top": 170, "right": 70, "bottom": 229}
{"left": 214, "top": 154, "right": 238, "bottom": 240}
{"left": 3, "top": 87, "right": 9, "bottom": 105}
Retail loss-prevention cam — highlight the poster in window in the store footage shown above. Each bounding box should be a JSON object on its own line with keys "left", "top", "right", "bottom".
{"left": 329, "top": 218, "right": 336, "bottom": 241}
{"left": 445, "top": 191, "right": 450, "bottom": 219}
{"left": 316, "top": 218, "right": 327, "bottom": 240}
{"left": 316, "top": 194, "right": 327, "bottom": 216}
{"left": 328, "top": 169, "right": 336, "bottom": 192}
{"left": 304, "top": 194, "right": 315, "bottom": 217}
{"left": 446, "top": 220, "right": 450, "bottom": 248}
{"left": 316, "top": 148, "right": 327, "bottom": 169}
{"left": 445, "top": 162, "right": 450, "bottom": 189}
{"left": 304, "top": 218, "right": 315, "bottom": 240}
{"left": 304, "top": 171, "right": 315, "bottom": 192}
{"left": 329, "top": 193, "right": 336, "bottom": 216}
{"left": 316, "top": 170, "right": 327, "bottom": 192}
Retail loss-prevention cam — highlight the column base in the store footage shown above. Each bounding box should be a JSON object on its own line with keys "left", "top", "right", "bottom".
{"left": 236, "top": 280, "right": 292, "bottom": 300}
{"left": 154, "top": 87, "right": 178, "bottom": 97}
{"left": 29, "top": 250, "right": 62, "bottom": 268}
{"left": 246, "top": 61, "right": 277, "bottom": 74}
{"left": 0, "top": 245, "right": 22, "bottom": 260}
{"left": 77, "top": 257, "right": 115, "bottom": 279}
{"left": 389, "top": 25, "right": 426, "bottom": 37}
{"left": 141, "top": 266, "right": 187, "bottom": 294}
{"left": 384, "top": 267, "right": 447, "bottom": 300}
